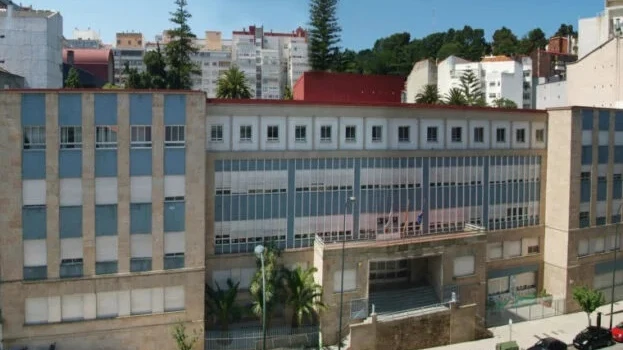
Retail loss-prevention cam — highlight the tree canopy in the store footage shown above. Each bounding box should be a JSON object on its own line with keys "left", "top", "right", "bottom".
{"left": 308, "top": 0, "right": 341, "bottom": 71}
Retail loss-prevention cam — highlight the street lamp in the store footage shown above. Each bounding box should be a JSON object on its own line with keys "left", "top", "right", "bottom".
{"left": 254, "top": 244, "right": 267, "bottom": 350}
{"left": 337, "top": 196, "right": 356, "bottom": 350}
{"left": 610, "top": 203, "right": 623, "bottom": 329}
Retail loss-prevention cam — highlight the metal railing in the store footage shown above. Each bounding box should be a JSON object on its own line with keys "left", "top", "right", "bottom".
{"left": 205, "top": 325, "right": 319, "bottom": 350}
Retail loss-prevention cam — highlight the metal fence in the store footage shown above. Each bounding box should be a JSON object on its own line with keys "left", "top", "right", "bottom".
{"left": 485, "top": 296, "right": 565, "bottom": 327}
{"left": 205, "top": 325, "right": 319, "bottom": 350}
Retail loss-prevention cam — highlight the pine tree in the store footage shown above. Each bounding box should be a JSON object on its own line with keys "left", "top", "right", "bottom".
{"left": 165, "top": 0, "right": 199, "bottom": 89}
{"left": 64, "top": 67, "right": 82, "bottom": 88}
{"left": 308, "top": 0, "right": 341, "bottom": 71}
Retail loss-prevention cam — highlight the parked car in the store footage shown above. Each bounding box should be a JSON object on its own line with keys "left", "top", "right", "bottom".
{"left": 573, "top": 326, "right": 613, "bottom": 349}
{"left": 527, "top": 337, "right": 568, "bottom": 350}
{"left": 612, "top": 322, "right": 623, "bottom": 342}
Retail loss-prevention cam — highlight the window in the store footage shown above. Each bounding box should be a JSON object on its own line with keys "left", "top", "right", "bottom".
{"left": 536, "top": 129, "right": 545, "bottom": 142}
{"left": 453, "top": 256, "right": 475, "bottom": 277}
{"left": 60, "top": 126, "right": 82, "bottom": 149}
{"left": 451, "top": 127, "right": 462, "bottom": 143}
{"left": 23, "top": 126, "right": 46, "bottom": 150}
{"left": 333, "top": 269, "right": 356, "bottom": 292}
{"left": 579, "top": 211, "right": 590, "bottom": 228}
{"left": 320, "top": 125, "right": 332, "bottom": 142}
{"left": 372, "top": 126, "right": 382, "bottom": 142}
{"left": 295, "top": 125, "right": 307, "bottom": 142}
{"left": 95, "top": 126, "right": 118, "bottom": 149}
{"left": 516, "top": 129, "right": 526, "bottom": 143}
{"left": 427, "top": 126, "right": 438, "bottom": 142}
{"left": 398, "top": 126, "right": 410, "bottom": 142}
{"left": 267, "top": 125, "right": 279, "bottom": 142}
{"left": 165, "top": 125, "right": 185, "bottom": 147}
{"left": 345, "top": 126, "right": 356, "bottom": 142}
{"left": 473, "top": 127, "right": 484, "bottom": 143}
{"left": 239, "top": 125, "right": 252, "bottom": 142}
{"left": 210, "top": 125, "right": 223, "bottom": 142}
{"left": 488, "top": 93, "right": 496, "bottom": 99}
{"left": 578, "top": 239, "right": 589, "bottom": 256}
{"left": 487, "top": 242, "right": 502, "bottom": 260}
{"left": 496, "top": 128, "right": 506, "bottom": 143}
{"left": 131, "top": 126, "right": 152, "bottom": 148}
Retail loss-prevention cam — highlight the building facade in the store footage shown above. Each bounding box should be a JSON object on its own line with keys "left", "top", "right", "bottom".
{"left": 404, "top": 59, "right": 438, "bottom": 103}
{"left": 0, "top": 2, "right": 63, "bottom": 88}
{"left": 112, "top": 32, "right": 145, "bottom": 85}
{"left": 578, "top": 0, "right": 623, "bottom": 59}
{"left": 293, "top": 72, "right": 405, "bottom": 103}
{"left": 0, "top": 91, "right": 206, "bottom": 350}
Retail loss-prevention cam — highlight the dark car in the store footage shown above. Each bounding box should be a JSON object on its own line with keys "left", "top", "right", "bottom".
{"left": 527, "top": 337, "right": 568, "bottom": 350}
{"left": 573, "top": 326, "right": 613, "bottom": 349}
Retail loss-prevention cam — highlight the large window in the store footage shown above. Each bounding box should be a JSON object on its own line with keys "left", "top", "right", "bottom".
{"left": 453, "top": 255, "right": 475, "bottom": 277}
{"left": 165, "top": 125, "right": 185, "bottom": 147}
{"left": 451, "top": 127, "right": 462, "bottom": 143}
{"left": 320, "top": 126, "right": 332, "bottom": 142}
{"left": 60, "top": 126, "right": 82, "bottom": 149}
{"left": 23, "top": 126, "right": 46, "bottom": 150}
{"left": 239, "top": 125, "right": 252, "bottom": 142}
{"left": 473, "top": 127, "right": 484, "bottom": 143}
{"left": 398, "top": 126, "right": 410, "bottom": 142}
{"left": 295, "top": 125, "right": 307, "bottom": 142}
{"left": 345, "top": 126, "right": 356, "bottom": 142}
{"left": 210, "top": 125, "right": 223, "bottom": 142}
{"left": 536, "top": 129, "right": 545, "bottom": 142}
{"left": 516, "top": 128, "right": 526, "bottom": 143}
{"left": 131, "top": 126, "right": 152, "bottom": 148}
{"left": 371, "top": 125, "right": 382, "bottom": 142}
{"left": 496, "top": 128, "right": 506, "bottom": 143}
{"left": 95, "top": 126, "right": 118, "bottom": 149}
{"left": 267, "top": 125, "right": 279, "bottom": 142}
{"left": 427, "top": 126, "right": 438, "bottom": 142}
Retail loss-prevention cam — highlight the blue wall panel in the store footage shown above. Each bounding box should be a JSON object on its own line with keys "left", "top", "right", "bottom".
{"left": 59, "top": 150, "right": 82, "bottom": 178}
{"left": 164, "top": 94, "right": 186, "bottom": 125}
{"left": 164, "top": 148, "right": 185, "bottom": 175}
{"left": 164, "top": 202, "right": 185, "bottom": 232}
{"left": 598, "top": 180, "right": 608, "bottom": 201}
{"left": 582, "top": 146, "right": 593, "bottom": 165}
{"left": 616, "top": 146, "right": 623, "bottom": 163}
{"left": 58, "top": 94, "right": 82, "bottom": 126}
{"left": 581, "top": 180, "right": 591, "bottom": 202}
{"left": 286, "top": 160, "right": 296, "bottom": 248}
{"left": 599, "top": 110, "right": 610, "bottom": 130}
{"left": 95, "top": 205, "right": 118, "bottom": 236}
{"left": 94, "top": 94, "right": 118, "bottom": 125}
{"left": 598, "top": 146, "right": 609, "bottom": 164}
{"left": 95, "top": 150, "right": 118, "bottom": 177}
{"left": 616, "top": 112, "right": 623, "bottom": 131}
{"left": 22, "top": 207, "right": 46, "bottom": 239}
{"left": 59, "top": 206, "right": 83, "bottom": 238}
{"left": 21, "top": 94, "right": 46, "bottom": 125}
{"left": 22, "top": 151, "right": 46, "bottom": 179}
{"left": 582, "top": 109, "right": 594, "bottom": 130}
{"left": 130, "top": 203, "right": 152, "bottom": 234}
{"left": 130, "top": 149, "right": 152, "bottom": 176}
{"left": 130, "top": 94, "right": 153, "bottom": 125}
{"left": 614, "top": 179, "right": 623, "bottom": 200}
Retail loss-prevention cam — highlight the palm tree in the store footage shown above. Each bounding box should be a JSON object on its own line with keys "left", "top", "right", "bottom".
{"left": 206, "top": 279, "right": 242, "bottom": 333}
{"left": 216, "top": 66, "right": 252, "bottom": 99}
{"left": 492, "top": 97, "right": 518, "bottom": 109}
{"left": 444, "top": 88, "right": 467, "bottom": 106}
{"left": 283, "top": 266, "right": 326, "bottom": 328}
{"left": 249, "top": 243, "right": 284, "bottom": 328}
{"left": 414, "top": 84, "right": 440, "bottom": 104}
{"left": 459, "top": 70, "right": 486, "bottom": 106}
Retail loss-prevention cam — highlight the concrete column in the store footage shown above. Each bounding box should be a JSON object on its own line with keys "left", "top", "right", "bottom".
{"left": 82, "top": 93, "right": 96, "bottom": 276}
{"left": 117, "top": 94, "right": 130, "bottom": 273}
{"left": 46, "top": 94, "right": 60, "bottom": 279}
{"left": 151, "top": 94, "right": 165, "bottom": 271}
{"left": 607, "top": 110, "right": 615, "bottom": 224}
{"left": 186, "top": 93, "right": 206, "bottom": 268}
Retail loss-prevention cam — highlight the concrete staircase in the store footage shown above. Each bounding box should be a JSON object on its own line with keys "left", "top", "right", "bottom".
{"left": 369, "top": 285, "right": 440, "bottom": 315}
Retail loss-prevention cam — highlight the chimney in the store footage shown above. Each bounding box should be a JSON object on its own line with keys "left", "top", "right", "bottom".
{"left": 67, "top": 50, "right": 75, "bottom": 65}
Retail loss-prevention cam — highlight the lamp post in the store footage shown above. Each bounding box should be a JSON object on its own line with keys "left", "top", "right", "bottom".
{"left": 337, "top": 196, "right": 356, "bottom": 350}
{"left": 610, "top": 203, "right": 623, "bottom": 330}
{"left": 254, "top": 244, "right": 267, "bottom": 350}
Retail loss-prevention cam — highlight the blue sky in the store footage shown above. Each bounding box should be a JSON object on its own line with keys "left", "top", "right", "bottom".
{"left": 26, "top": 0, "right": 602, "bottom": 50}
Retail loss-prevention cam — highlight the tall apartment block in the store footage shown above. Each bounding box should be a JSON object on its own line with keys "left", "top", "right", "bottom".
{"left": 112, "top": 32, "right": 145, "bottom": 85}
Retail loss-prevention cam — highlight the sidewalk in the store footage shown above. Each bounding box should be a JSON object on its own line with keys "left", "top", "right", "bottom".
{"left": 425, "top": 301, "right": 623, "bottom": 350}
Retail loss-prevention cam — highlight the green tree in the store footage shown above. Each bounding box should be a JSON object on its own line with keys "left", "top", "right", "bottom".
{"left": 459, "top": 70, "right": 485, "bottom": 106}
{"left": 332, "top": 48, "right": 359, "bottom": 73}
{"left": 206, "top": 279, "right": 242, "bottom": 332}
{"left": 436, "top": 42, "right": 462, "bottom": 61}
{"left": 171, "top": 322, "right": 199, "bottom": 350}
{"left": 283, "top": 85, "right": 293, "bottom": 100}
{"left": 572, "top": 286, "right": 605, "bottom": 326}
{"left": 518, "top": 28, "right": 548, "bottom": 55}
{"left": 415, "top": 84, "right": 440, "bottom": 104}
{"left": 283, "top": 266, "right": 325, "bottom": 328}
{"left": 444, "top": 88, "right": 467, "bottom": 106}
{"left": 216, "top": 66, "right": 252, "bottom": 99}
{"left": 492, "top": 98, "right": 518, "bottom": 109}
{"left": 143, "top": 43, "right": 168, "bottom": 89}
{"left": 555, "top": 23, "right": 578, "bottom": 38}
{"left": 65, "top": 67, "right": 82, "bottom": 88}
{"left": 308, "top": 0, "right": 341, "bottom": 71}
{"left": 249, "top": 244, "right": 284, "bottom": 328}
{"left": 492, "top": 27, "right": 519, "bottom": 56}
{"left": 165, "top": 0, "right": 199, "bottom": 89}
{"left": 123, "top": 62, "right": 145, "bottom": 89}
{"left": 102, "top": 83, "right": 121, "bottom": 89}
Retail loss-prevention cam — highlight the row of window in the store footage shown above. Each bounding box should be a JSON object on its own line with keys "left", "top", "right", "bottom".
{"left": 577, "top": 233, "right": 622, "bottom": 257}
{"left": 486, "top": 238, "right": 540, "bottom": 261}
{"left": 210, "top": 124, "right": 545, "bottom": 144}
{"left": 23, "top": 125, "right": 186, "bottom": 150}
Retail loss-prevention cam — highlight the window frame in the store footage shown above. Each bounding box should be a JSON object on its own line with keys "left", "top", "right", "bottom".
{"left": 451, "top": 127, "right": 462, "bottom": 143}
{"left": 60, "top": 126, "right": 83, "bottom": 150}
{"left": 426, "top": 126, "right": 438, "bottom": 143}
{"left": 398, "top": 126, "right": 410, "bottom": 143}
{"left": 267, "top": 125, "right": 279, "bottom": 142}
{"left": 320, "top": 125, "right": 332, "bottom": 142}
{"left": 345, "top": 125, "right": 356, "bottom": 143}
{"left": 239, "top": 125, "right": 252, "bottom": 142}
{"left": 535, "top": 129, "right": 545, "bottom": 142}
{"left": 473, "top": 127, "right": 484, "bottom": 143}
{"left": 210, "top": 124, "right": 224, "bottom": 143}
{"left": 496, "top": 128, "right": 506, "bottom": 143}
{"left": 130, "top": 125, "right": 152, "bottom": 148}
{"left": 294, "top": 125, "right": 307, "bottom": 143}
{"left": 371, "top": 125, "right": 383, "bottom": 142}
{"left": 23, "top": 125, "right": 46, "bottom": 150}
{"left": 165, "top": 125, "right": 185, "bottom": 148}
{"left": 516, "top": 128, "right": 526, "bottom": 143}
{"left": 95, "top": 126, "right": 118, "bottom": 149}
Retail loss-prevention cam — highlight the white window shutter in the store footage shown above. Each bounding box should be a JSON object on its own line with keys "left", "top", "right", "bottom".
{"left": 24, "top": 239, "right": 47, "bottom": 266}
{"left": 131, "top": 288, "right": 152, "bottom": 314}
{"left": 130, "top": 234, "right": 152, "bottom": 258}
{"left": 25, "top": 297, "right": 48, "bottom": 324}
{"left": 503, "top": 240, "right": 521, "bottom": 258}
{"left": 164, "top": 175, "right": 185, "bottom": 198}
{"left": 22, "top": 180, "right": 46, "bottom": 206}
{"left": 333, "top": 269, "right": 356, "bottom": 292}
{"left": 97, "top": 291, "right": 118, "bottom": 318}
{"left": 578, "top": 239, "right": 589, "bottom": 255}
{"left": 61, "top": 294, "right": 84, "bottom": 321}
{"left": 453, "top": 256, "right": 475, "bottom": 277}
{"left": 151, "top": 287, "right": 164, "bottom": 314}
{"left": 83, "top": 293, "right": 96, "bottom": 320}
{"left": 487, "top": 243, "right": 502, "bottom": 260}
{"left": 514, "top": 271, "right": 535, "bottom": 288}
{"left": 130, "top": 176, "right": 152, "bottom": 203}
{"left": 96, "top": 236, "right": 118, "bottom": 262}
{"left": 164, "top": 286, "right": 185, "bottom": 311}
{"left": 60, "top": 179, "right": 83, "bottom": 206}
{"left": 60, "top": 238, "right": 83, "bottom": 259}
{"left": 164, "top": 232, "right": 185, "bottom": 254}
{"left": 95, "top": 177, "right": 118, "bottom": 204}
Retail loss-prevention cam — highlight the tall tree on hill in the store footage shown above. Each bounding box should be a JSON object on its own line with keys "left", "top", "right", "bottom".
{"left": 518, "top": 28, "right": 548, "bottom": 55}
{"left": 143, "top": 43, "right": 168, "bottom": 89}
{"left": 492, "top": 27, "right": 519, "bottom": 56}
{"left": 308, "top": 0, "right": 341, "bottom": 71}
{"left": 165, "top": 0, "right": 199, "bottom": 89}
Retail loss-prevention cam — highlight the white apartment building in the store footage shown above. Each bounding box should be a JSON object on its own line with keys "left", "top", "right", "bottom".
{"left": 65, "top": 28, "right": 103, "bottom": 49}
{"left": 404, "top": 59, "right": 438, "bottom": 103}
{"left": 578, "top": 0, "right": 623, "bottom": 58}
{"left": 286, "top": 37, "right": 309, "bottom": 89}
{"left": 0, "top": 1, "right": 63, "bottom": 88}
{"left": 191, "top": 50, "right": 231, "bottom": 98}
{"left": 112, "top": 32, "right": 145, "bottom": 85}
